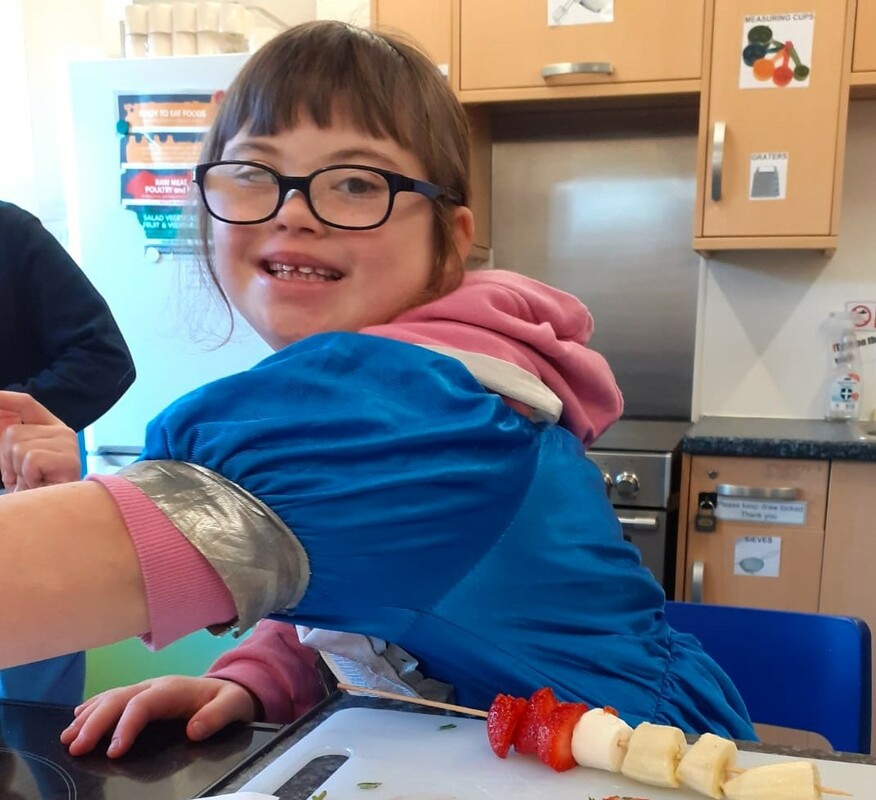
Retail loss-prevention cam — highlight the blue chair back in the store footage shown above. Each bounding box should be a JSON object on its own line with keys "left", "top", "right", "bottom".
{"left": 664, "top": 601, "right": 872, "bottom": 754}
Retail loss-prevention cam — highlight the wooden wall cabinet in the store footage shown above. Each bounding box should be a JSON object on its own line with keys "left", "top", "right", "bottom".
{"left": 694, "top": 0, "right": 855, "bottom": 253}
{"left": 678, "top": 455, "right": 829, "bottom": 611}
{"left": 371, "top": 0, "right": 452, "bottom": 78}
{"left": 370, "top": 0, "right": 492, "bottom": 259}
{"left": 457, "top": 0, "right": 705, "bottom": 102}
{"left": 852, "top": 0, "right": 876, "bottom": 80}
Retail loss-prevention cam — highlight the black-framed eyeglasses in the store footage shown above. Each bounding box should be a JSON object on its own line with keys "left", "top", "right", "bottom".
{"left": 192, "top": 160, "right": 463, "bottom": 229}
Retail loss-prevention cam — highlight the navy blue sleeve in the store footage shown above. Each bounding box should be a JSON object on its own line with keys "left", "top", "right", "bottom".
{"left": 0, "top": 203, "right": 135, "bottom": 431}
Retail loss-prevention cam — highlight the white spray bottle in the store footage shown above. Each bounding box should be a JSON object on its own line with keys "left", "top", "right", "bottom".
{"left": 826, "top": 311, "right": 863, "bottom": 421}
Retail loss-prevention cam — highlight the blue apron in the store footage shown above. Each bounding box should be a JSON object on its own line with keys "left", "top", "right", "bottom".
{"left": 143, "top": 332, "right": 754, "bottom": 739}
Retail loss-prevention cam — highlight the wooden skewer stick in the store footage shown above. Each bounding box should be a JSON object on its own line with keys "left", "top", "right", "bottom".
{"left": 335, "top": 684, "right": 851, "bottom": 797}
{"left": 336, "top": 682, "right": 489, "bottom": 718}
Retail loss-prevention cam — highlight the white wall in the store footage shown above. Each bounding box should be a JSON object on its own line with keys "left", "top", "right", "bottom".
{"left": 0, "top": 0, "right": 36, "bottom": 212}
{"left": 695, "top": 99, "right": 876, "bottom": 421}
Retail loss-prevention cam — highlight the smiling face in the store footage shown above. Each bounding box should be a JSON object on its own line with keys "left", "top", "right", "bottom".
{"left": 209, "top": 118, "right": 472, "bottom": 350}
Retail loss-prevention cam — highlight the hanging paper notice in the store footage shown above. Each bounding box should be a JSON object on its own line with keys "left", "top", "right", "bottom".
{"left": 734, "top": 536, "right": 782, "bottom": 578}
{"left": 749, "top": 152, "right": 788, "bottom": 200}
{"left": 548, "top": 0, "right": 613, "bottom": 26}
{"left": 717, "top": 497, "right": 807, "bottom": 526}
{"left": 739, "top": 12, "right": 815, "bottom": 89}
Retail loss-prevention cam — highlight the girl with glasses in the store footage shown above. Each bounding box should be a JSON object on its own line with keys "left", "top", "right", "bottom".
{"left": 0, "top": 20, "right": 755, "bottom": 757}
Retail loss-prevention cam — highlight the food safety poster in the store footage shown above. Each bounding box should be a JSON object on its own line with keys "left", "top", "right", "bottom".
{"left": 739, "top": 12, "right": 815, "bottom": 89}
{"left": 548, "top": 0, "right": 613, "bottom": 26}
{"left": 117, "top": 92, "right": 221, "bottom": 253}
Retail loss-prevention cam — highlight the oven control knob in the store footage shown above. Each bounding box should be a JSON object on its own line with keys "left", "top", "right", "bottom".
{"left": 602, "top": 472, "right": 613, "bottom": 495}
{"left": 614, "top": 471, "right": 640, "bottom": 499}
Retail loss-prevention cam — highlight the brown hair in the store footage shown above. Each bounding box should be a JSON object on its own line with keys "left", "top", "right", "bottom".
{"left": 196, "top": 20, "right": 472, "bottom": 328}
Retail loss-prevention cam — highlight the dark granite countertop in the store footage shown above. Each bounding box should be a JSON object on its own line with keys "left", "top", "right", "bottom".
{"left": 683, "top": 416, "right": 876, "bottom": 461}
{"left": 216, "top": 693, "right": 876, "bottom": 798}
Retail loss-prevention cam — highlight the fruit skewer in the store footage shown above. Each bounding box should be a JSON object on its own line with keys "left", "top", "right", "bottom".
{"left": 336, "top": 684, "right": 851, "bottom": 798}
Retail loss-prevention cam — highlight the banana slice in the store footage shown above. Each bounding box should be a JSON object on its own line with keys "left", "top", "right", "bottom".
{"left": 620, "top": 721, "right": 687, "bottom": 788}
{"left": 722, "top": 760, "right": 821, "bottom": 800}
{"left": 677, "top": 732, "right": 738, "bottom": 798}
{"left": 570, "top": 708, "right": 633, "bottom": 772}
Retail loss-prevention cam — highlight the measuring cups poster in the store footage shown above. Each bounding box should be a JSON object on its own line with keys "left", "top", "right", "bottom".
{"left": 739, "top": 12, "right": 815, "bottom": 89}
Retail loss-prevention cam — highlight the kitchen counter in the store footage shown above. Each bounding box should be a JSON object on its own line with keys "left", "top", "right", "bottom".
{"left": 215, "top": 693, "right": 876, "bottom": 798}
{"left": 683, "top": 416, "right": 876, "bottom": 461}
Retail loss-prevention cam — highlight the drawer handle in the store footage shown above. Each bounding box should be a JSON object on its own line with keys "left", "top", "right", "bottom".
{"left": 617, "top": 515, "right": 659, "bottom": 531}
{"left": 541, "top": 62, "right": 614, "bottom": 81}
{"left": 710, "top": 121, "right": 726, "bottom": 201}
{"left": 690, "top": 561, "right": 704, "bottom": 604}
{"left": 716, "top": 484, "right": 800, "bottom": 501}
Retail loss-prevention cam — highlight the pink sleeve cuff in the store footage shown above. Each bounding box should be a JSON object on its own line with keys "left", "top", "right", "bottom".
{"left": 86, "top": 474, "right": 238, "bottom": 649}
{"left": 206, "top": 619, "right": 325, "bottom": 723}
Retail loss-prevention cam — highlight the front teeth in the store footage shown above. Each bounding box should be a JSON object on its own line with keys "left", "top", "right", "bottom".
{"left": 268, "top": 263, "right": 340, "bottom": 281}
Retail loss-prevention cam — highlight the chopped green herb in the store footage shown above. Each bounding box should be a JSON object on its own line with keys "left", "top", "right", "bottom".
{"left": 311, "top": 791, "right": 327, "bottom": 800}
{"left": 438, "top": 722, "right": 457, "bottom": 730}
{"left": 357, "top": 782, "right": 382, "bottom": 789}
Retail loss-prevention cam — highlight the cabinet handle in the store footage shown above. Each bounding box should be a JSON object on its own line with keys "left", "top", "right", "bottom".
{"left": 541, "top": 62, "right": 614, "bottom": 81}
{"left": 710, "top": 121, "right": 726, "bottom": 202}
{"left": 716, "top": 484, "right": 800, "bottom": 500}
{"left": 690, "top": 561, "right": 704, "bottom": 604}
{"left": 617, "top": 515, "right": 659, "bottom": 531}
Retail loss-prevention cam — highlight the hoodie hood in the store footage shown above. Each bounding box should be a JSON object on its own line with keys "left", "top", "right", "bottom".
{"left": 362, "top": 270, "right": 623, "bottom": 445}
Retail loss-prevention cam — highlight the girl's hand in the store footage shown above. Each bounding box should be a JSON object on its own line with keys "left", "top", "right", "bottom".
{"left": 0, "top": 391, "right": 81, "bottom": 491}
{"left": 60, "top": 676, "right": 258, "bottom": 758}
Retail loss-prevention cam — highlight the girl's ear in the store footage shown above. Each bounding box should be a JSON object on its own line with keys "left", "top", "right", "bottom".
{"left": 451, "top": 204, "right": 475, "bottom": 263}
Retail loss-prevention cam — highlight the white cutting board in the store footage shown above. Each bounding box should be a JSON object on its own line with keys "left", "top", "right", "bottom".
{"left": 240, "top": 708, "right": 874, "bottom": 799}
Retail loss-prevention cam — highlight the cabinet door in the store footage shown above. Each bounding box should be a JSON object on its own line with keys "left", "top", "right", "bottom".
{"left": 819, "top": 461, "right": 876, "bottom": 751}
{"left": 371, "top": 1, "right": 492, "bottom": 257}
{"left": 853, "top": 0, "right": 876, "bottom": 73}
{"left": 459, "top": 0, "right": 704, "bottom": 93}
{"left": 700, "top": 0, "right": 849, "bottom": 239}
{"left": 372, "top": 0, "right": 452, "bottom": 76}
{"left": 683, "top": 456, "right": 829, "bottom": 611}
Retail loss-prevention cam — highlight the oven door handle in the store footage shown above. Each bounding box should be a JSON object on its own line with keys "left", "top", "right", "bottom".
{"left": 617, "top": 514, "right": 659, "bottom": 531}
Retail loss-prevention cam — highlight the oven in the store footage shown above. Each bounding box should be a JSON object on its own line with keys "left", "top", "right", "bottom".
{"left": 588, "top": 420, "right": 690, "bottom": 597}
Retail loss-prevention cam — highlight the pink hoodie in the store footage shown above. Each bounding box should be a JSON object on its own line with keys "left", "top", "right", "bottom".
{"left": 364, "top": 269, "right": 622, "bottom": 445}
{"left": 89, "top": 269, "right": 622, "bottom": 721}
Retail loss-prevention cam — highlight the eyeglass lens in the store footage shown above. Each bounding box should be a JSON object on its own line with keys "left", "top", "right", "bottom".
{"left": 201, "top": 163, "right": 392, "bottom": 227}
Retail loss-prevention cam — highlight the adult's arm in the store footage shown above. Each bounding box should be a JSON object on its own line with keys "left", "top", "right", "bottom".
{"left": 2, "top": 206, "right": 135, "bottom": 431}
{"left": 0, "top": 476, "right": 241, "bottom": 669}
{"left": 0, "top": 482, "right": 149, "bottom": 667}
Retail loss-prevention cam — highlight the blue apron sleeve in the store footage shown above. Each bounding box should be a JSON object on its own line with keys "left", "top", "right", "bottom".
{"left": 141, "top": 332, "right": 540, "bottom": 626}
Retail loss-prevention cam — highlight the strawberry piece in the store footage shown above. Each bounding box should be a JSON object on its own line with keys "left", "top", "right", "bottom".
{"left": 512, "top": 687, "right": 559, "bottom": 755}
{"left": 486, "top": 693, "right": 527, "bottom": 758}
{"left": 536, "top": 702, "right": 589, "bottom": 772}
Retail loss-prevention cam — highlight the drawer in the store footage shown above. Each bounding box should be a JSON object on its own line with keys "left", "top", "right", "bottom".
{"left": 687, "top": 456, "right": 829, "bottom": 533}
{"left": 459, "top": 0, "right": 705, "bottom": 92}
